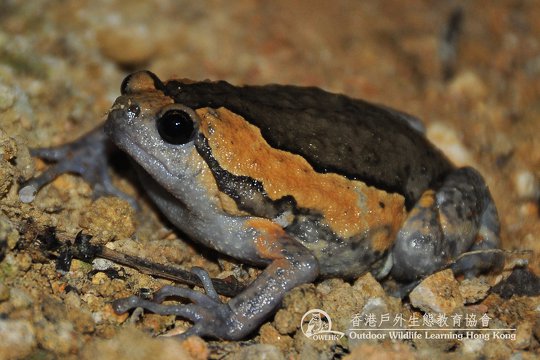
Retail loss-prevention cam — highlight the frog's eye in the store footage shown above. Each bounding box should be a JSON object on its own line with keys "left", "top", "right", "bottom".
{"left": 157, "top": 108, "right": 196, "bottom": 145}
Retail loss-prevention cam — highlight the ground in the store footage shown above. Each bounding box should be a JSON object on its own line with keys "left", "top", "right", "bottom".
{"left": 0, "top": 1, "right": 539, "bottom": 359}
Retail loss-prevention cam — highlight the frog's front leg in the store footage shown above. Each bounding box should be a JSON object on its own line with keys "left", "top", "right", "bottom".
{"left": 113, "top": 220, "right": 319, "bottom": 340}
{"left": 391, "top": 167, "right": 503, "bottom": 282}
{"left": 19, "top": 126, "right": 137, "bottom": 207}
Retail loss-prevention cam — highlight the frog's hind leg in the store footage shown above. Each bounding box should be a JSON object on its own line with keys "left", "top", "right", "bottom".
{"left": 391, "top": 167, "right": 503, "bottom": 282}
{"left": 113, "top": 220, "right": 319, "bottom": 340}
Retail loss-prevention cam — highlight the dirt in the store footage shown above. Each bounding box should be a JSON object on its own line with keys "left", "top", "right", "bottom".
{"left": 0, "top": 1, "right": 539, "bottom": 359}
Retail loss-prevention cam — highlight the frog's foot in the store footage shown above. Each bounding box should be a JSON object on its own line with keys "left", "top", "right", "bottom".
{"left": 19, "top": 126, "right": 137, "bottom": 208}
{"left": 113, "top": 267, "right": 235, "bottom": 339}
{"left": 391, "top": 167, "right": 503, "bottom": 282}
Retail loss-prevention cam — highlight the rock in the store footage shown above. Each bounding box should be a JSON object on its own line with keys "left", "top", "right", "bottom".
{"left": 97, "top": 26, "right": 156, "bottom": 67}
{"left": 79, "top": 196, "right": 136, "bottom": 242}
{"left": 513, "top": 170, "right": 539, "bottom": 200}
{"left": 259, "top": 323, "right": 293, "bottom": 353}
{"left": 426, "top": 122, "right": 473, "bottom": 167}
{"left": 491, "top": 268, "right": 540, "bottom": 299}
{"left": 514, "top": 321, "right": 533, "bottom": 350}
{"left": 409, "top": 269, "right": 463, "bottom": 314}
{"left": 0, "top": 83, "right": 15, "bottom": 111}
{"left": 459, "top": 278, "right": 491, "bottom": 304}
{"left": 345, "top": 342, "right": 415, "bottom": 360}
{"left": 0, "top": 319, "right": 37, "bottom": 359}
{"left": 229, "top": 344, "right": 284, "bottom": 360}
{"left": 80, "top": 327, "right": 194, "bottom": 360}
{"left": 448, "top": 71, "right": 487, "bottom": 101}
{"left": 461, "top": 338, "right": 485, "bottom": 354}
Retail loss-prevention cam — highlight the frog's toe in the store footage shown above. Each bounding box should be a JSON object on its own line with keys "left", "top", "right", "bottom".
{"left": 152, "top": 285, "right": 219, "bottom": 306}
{"left": 450, "top": 249, "right": 505, "bottom": 278}
{"left": 113, "top": 267, "right": 248, "bottom": 339}
{"left": 112, "top": 295, "right": 207, "bottom": 324}
{"left": 112, "top": 287, "right": 245, "bottom": 340}
{"left": 30, "top": 146, "right": 70, "bottom": 161}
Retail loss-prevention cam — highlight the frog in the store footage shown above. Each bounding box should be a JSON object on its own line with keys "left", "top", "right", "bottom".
{"left": 19, "top": 70, "right": 503, "bottom": 340}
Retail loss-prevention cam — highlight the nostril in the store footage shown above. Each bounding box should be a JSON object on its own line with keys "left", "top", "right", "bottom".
{"left": 126, "top": 104, "right": 141, "bottom": 120}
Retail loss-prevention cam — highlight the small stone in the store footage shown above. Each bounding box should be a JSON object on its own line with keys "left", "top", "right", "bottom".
{"left": 513, "top": 170, "right": 539, "bottom": 200}
{"left": 344, "top": 342, "right": 415, "bottom": 360}
{"left": 0, "top": 215, "right": 18, "bottom": 258}
{"left": 0, "top": 159, "right": 15, "bottom": 198}
{"left": 461, "top": 338, "right": 485, "bottom": 354}
{"left": 0, "top": 282, "right": 9, "bottom": 302}
{"left": 92, "top": 258, "right": 116, "bottom": 271}
{"left": 409, "top": 269, "right": 463, "bottom": 314}
{"left": 352, "top": 272, "right": 387, "bottom": 300}
{"left": 514, "top": 321, "right": 533, "bottom": 350}
{"left": 16, "top": 253, "right": 33, "bottom": 272}
{"left": 278, "top": 284, "right": 321, "bottom": 335}
{"left": 229, "top": 344, "right": 285, "bottom": 360}
{"left": 36, "top": 320, "right": 79, "bottom": 355}
{"left": 91, "top": 271, "right": 109, "bottom": 286}
{"left": 0, "top": 319, "right": 37, "bottom": 359}
{"left": 181, "top": 336, "right": 209, "bottom": 360}
{"left": 448, "top": 71, "right": 487, "bottom": 101}
{"left": 534, "top": 317, "right": 540, "bottom": 343}
{"left": 427, "top": 122, "right": 473, "bottom": 167}
{"left": 259, "top": 323, "right": 293, "bottom": 353}
{"left": 10, "top": 288, "right": 33, "bottom": 310}
{"left": 97, "top": 25, "right": 157, "bottom": 67}
{"left": 79, "top": 197, "right": 136, "bottom": 242}
{"left": 274, "top": 309, "right": 298, "bottom": 335}
{"left": 0, "top": 83, "right": 15, "bottom": 111}
{"left": 459, "top": 278, "right": 491, "bottom": 304}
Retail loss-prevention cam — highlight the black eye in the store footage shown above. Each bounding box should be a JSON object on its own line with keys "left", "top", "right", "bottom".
{"left": 156, "top": 109, "right": 195, "bottom": 145}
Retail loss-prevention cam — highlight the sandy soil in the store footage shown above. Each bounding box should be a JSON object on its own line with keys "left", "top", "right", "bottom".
{"left": 0, "top": 1, "right": 538, "bottom": 359}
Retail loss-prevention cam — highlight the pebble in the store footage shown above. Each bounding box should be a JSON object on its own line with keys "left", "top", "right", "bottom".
{"left": 409, "top": 269, "right": 463, "bottom": 314}
{"left": 229, "top": 344, "right": 285, "bottom": 360}
{"left": 97, "top": 25, "right": 156, "bottom": 67}
{"left": 513, "top": 170, "right": 539, "bottom": 200}
{"left": 0, "top": 83, "right": 15, "bottom": 111}
{"left": 426, "top": 122, "right": 473, "bottom": 167}
{"left": 345, "top": 342, "right": 415, "bottom": 360}
{"left": 0, "top": 319, "right": 37, "bottom": 359}
{"left": 0, "top": 215, "right": 18, "bottom": 252}
{"left": 80, "top": 327, "right": 195, "bottom": 360}
{"left": 92, "top": 258, "right": 117, "bottom": 271}
{"left": 448, "top": 71, "right": 487, "bottom": 101}
{"left": 459, "top": 278, "right": 491, "bottom": 304}
{"left": 259, "top": 323, "right": 293, "bottom": 353}
{"left": 461, "top": 338, "right": 485, "bottom": 354}
{"left": 10, "top": 288, "right": 34, "bottom": 310}
{"left": 79, "top": 196, "right": 136, "bottom": 242}
{"left": 0, "top": 282, "right": 9, "bottom": 302}
{"left": 514, "top": 321, "right": 533, "bottom": 350}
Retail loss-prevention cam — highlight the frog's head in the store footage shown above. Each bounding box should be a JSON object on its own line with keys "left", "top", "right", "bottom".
{"left": 105, "top": 71, "right": 204, "bottom": 192}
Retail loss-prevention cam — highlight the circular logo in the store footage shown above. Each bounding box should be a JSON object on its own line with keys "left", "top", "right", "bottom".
{"left": 300, "top": 309, "right": 344, "bottom": 340}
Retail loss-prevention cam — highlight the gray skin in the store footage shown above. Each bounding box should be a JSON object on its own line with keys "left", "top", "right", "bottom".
{"left": 20, "top": 71, "right": 502, "bottom": 340}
